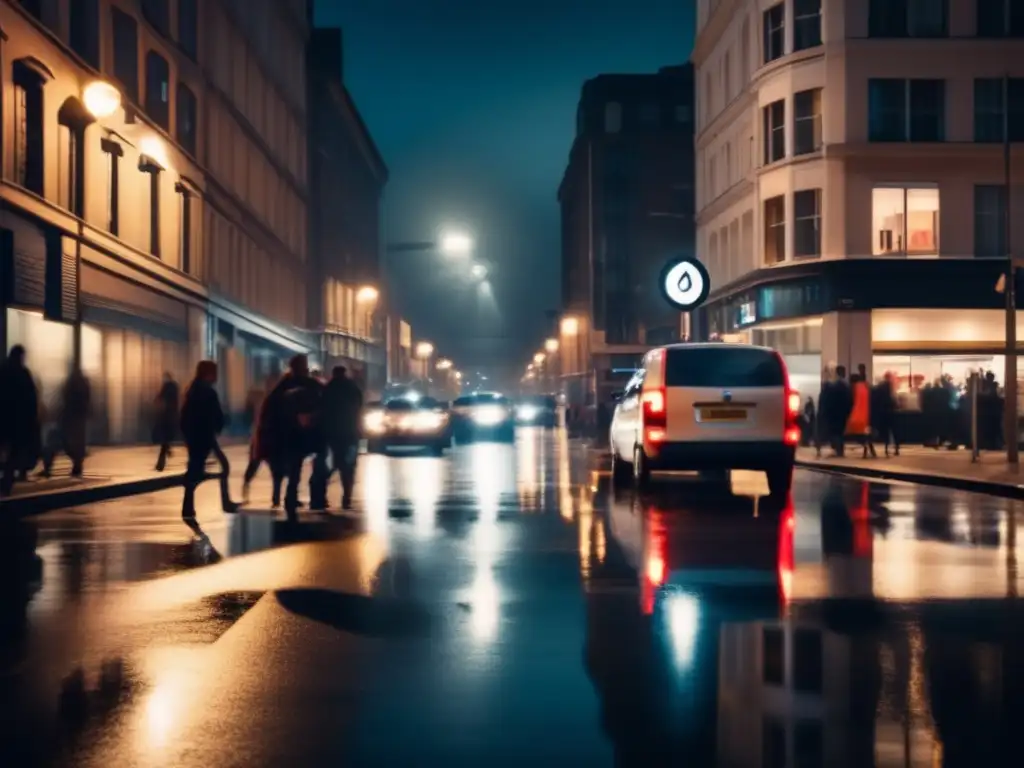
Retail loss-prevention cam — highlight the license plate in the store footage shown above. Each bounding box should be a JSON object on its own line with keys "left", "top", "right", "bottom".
{"left": 700, "top": 407, "right": 747, "bottom": 422}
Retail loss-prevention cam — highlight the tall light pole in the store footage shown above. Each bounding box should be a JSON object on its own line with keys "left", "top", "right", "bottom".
{"left": 1004, "top": 72, "right": 1018, "bottom": 467}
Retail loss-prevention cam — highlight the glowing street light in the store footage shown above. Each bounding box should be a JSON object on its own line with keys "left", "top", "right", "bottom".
{"left": 436, "top": 358, "right": 453, "bottom": 370}
{"left": 439, "top": 230, "right": 473, "bottom": 257}
{"left": 415, "top": 341, "right": 434, "bottom": 359}
{"left": 533, "top": 352, "right": 545, "bottom": 365}
{"left": 560, "top": 316, "right": 580, "bottom": 336}
{"left": 454, "top": 371, "right": 463, "bottom": 380}
{"left": 544, "top": 338, "right": 559, "bottom": 353}
{"left": 470, "top": 263, "right": 488, "bottom": 281}
{"left": 356, "top": 285, "right": 379, "bottom": 303}
{"left": 83, "top": 80, "right": 121, "bottom": 118}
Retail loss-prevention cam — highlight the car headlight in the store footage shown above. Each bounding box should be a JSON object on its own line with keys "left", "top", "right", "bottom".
{"left": 517, "top": 405, "right": 539, "bottom": 421}
{"left": 472, "top": 405, "right": 507, "bottom": 426}
{"left": 411, "top": 410, "right": 447, "bottom": 431}
{"left": 363, "top": 410, "right": 385, "bottom": 433}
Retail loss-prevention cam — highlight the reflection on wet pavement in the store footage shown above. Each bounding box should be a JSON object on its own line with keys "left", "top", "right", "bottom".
{"left": 3, "top": 429, "right": 1024, "bottom": 764}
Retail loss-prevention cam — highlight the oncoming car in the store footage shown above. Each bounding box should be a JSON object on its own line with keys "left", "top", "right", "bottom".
{"left": 451, "top": 392, "right": 515, "bottom": 443}
{"left": 608, "top": 343, "right": 799, "bottom": 497}
{"left": 363, "top": 396, "right": 452, "bottom": 455}
{"left": 515, "top": 395, "right": 558, "bottom": 428}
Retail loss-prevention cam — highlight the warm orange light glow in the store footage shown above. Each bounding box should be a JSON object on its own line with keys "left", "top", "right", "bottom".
{"left": 646, "top": 428, "right": 666, "bottom": 443}
{"left": 83, "top": 80, "right": 121, "bottom": 118}
{"left": 641, "top": 389, "right": 665, "bottom": 413}
{"left": 139, "top": 135, "right": 168, "bottom": 168}
{"left": 415, "top": 341, "right": 434, "bottom": 359}
{"left": 436, "top": 358, "right": 453, "bottom": 370}
{"left": 560, "top": 316, "right": 579, "bottom": 336}
{"left": 544, "top": 338, "right": 559, "bottom": 353}
{"left": 787, "top": 391, "right": 801, "bottom": 417}
{"left": 356, "top": 285, "right": 379, "bottom": 303}
{"left": 533, "top": 352, "right": 545, "bottom": 365}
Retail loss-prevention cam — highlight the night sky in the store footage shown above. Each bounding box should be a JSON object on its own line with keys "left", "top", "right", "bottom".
{"left": 313, "top": 0, "right": 695, "bottom": 376}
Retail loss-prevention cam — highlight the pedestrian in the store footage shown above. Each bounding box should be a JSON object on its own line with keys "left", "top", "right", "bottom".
{"left": 242, "top": 372, "right": 284, "bottom": 506}
{"left": 313, "top": 365, "right": 364, "bottom": 510}
{"left": 40, "top": 368, "right": 92, "bottom": 478}
{"left": 801, "top": 396, "right": 816, "bottom": 448}
{"left": 262, "top": 355, "right": 323, "bottom": 521}
{"left": 846, "top": 367, "right": 876, "bottom": 458}
{"left": 0, "top": 346, "right": 40, "bottom": 496}
{"left": 180, "top": 360, "right": 239, "bottom": 520}
{"left": 870, "top": 372, "right": 899, "bottom": 457}
{"left": 153, "top": 372, "right": 180, "bottom": 471}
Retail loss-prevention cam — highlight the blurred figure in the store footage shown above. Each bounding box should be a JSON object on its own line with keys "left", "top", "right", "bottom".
{"left": 846, "top": 365, "right": 876, "bottom": 458}
{"left": 40, "top": 368, "right": 92, "bottom": 478}
{"left": 870, "top": 372, "right": 899, "bottom": 457}
{"left": 180, "top": 360, "right": 238, "bottom": 520}
{"left": 263, "top": 354, "right": 323, "bottom": 521}
{"left": 242, "top": 372, "right": 284, "bottom": 506}
{"left": 0, "top": 346, "right": 40, "bottom": 497}
{"left": 801, "top": 396, "right": 816, "bottom": 448}
{"left": 819, "top": 364, "right": 852, "bottom": 457}
{"left": 153, "top": 372, "right": 180, "bottom": 471}
{"left": 313, "top": 365, "right": 364, "bottom": 510}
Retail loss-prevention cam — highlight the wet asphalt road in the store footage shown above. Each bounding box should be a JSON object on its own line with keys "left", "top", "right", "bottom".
{"left": 2, "top": 431, "right": 1024, "bottom": 766}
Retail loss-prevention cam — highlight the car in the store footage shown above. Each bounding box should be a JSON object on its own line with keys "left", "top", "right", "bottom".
{"left": 363, "top": 396, "right": 452, "bottom": 455}
{"left": 515, "top": 394, "right": 558, "bottom": 427}
{"left": 608, "top": 342, "right": 799, "bottom": 497}
{"left": 451, "top": 392, "right": 516, "bottom": 443}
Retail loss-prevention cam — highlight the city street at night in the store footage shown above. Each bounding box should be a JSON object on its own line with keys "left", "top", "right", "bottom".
{"left": 3, "top": 432, "right": 1024, "bottom": 766}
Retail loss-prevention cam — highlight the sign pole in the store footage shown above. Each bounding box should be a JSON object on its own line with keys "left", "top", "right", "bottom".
{"left": 1005, "top": 73, "right": 1019, "bottom": 468}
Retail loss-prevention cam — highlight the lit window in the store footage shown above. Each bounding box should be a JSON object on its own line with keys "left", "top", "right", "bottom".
{"left": 872, "top": 185, "right": 939, "bottom": 257}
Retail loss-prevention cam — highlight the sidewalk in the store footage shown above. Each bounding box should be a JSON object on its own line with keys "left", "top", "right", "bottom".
{"left": 796, "top": 445, "right": 1024, "bottom": 498}
{"left": 1, "top": 442, "right": 247, "bottom": 516}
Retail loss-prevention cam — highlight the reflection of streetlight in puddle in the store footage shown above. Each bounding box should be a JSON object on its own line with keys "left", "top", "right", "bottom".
{"left": 469, "top": 567, "right": 499, "bottom": 641}
{"left": 663, "top": 591, "right": 700, "bottom": 670}
{"left": 362, "top": 454, "right": 391, "bottom": 541}
{"left": 406, "top": 457, "right": 442, "bottom": 539}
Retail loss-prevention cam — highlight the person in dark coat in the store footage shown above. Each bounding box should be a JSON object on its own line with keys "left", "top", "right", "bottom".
{"left": 263, "top": 354, "right": 323, "bottom": 521}
{"left": 312, "top": 365, "right": 364, "bottom": 510}
{"left": 826, "top": 365, "right": 853, "bottom": 457}
{"left": 154, "top": 372, "right": 180, "bottom": 471}
{"left": 41, "top": 368, "right": 92, "bottom": 477}
{"left": 0, "top": 346, "right": 40, "bottom": 496}
{"left": 180, "top": 360, "right": 238, "bottom": 520}
{"left": 242, "top": 372, "right": 284, "bottom": 507}
{"left": 870, "top": 373, "right": 899, "bottom": 457}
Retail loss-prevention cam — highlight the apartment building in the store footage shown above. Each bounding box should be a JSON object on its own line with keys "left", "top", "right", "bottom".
{"left": 693, "top": 0, "right": 1024, "bottom": 399}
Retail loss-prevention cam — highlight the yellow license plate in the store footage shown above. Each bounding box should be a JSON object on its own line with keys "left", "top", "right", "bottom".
{"left": 700, "top": 408, "right": 747, "bottom": 422}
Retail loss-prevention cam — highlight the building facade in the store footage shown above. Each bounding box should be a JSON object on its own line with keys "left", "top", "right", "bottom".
{"left": 307, "top": 26, "right": 388, "bottom": 394}
{"left": 0, "top": 0, "right": 316, "bottom": 443}
{"left": 694, "top": 0, "right": 1024, "bottom": 401}
{"left": 558, "top": 65, "right": 695, "bottom": 406}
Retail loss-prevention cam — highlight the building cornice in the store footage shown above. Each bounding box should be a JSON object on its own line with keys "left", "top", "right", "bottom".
{"left": 692, "top": 0, "right": 743, "bottom": 67}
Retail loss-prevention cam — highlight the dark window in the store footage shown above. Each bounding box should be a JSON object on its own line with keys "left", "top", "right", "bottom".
{"left": 176, "top": 183, "right": 192, "bottom": 273}
{"left": 639, "top": 104, "right": 659, "bottom": 125}
{"left": 140, "top": 164, "right": 161, "bottom": 257}
{"left": 101, "top": 139, "right": 122, "bottom": 236}
{"left": 763, "top": 4, "right": 785, "bottom": 63}
{"left": 178, "top": 0, "right": 198, "bottom": 58}
{"left": 141, "top": 0, "right": 169, "bottom": 34}
{"left": 69, "top": 0, "right": 100, "bottom": 68}
{"left": 869, "top": 0, "right": 948, "bottom": 37}
{"left": 764, "top": 195, "right": 786, "bottom": 265}
{"left": 17, "top": 0, "right": 42, "bottom": 19}
{"left": 975, "top": 185, "right": 1008, "bottom": 257}
{"left": 793, "top": 0, "right": 822, "bottom": 50}
{"left": 665, "top": 346, "right": 786, "bottom": 388}
{"left": 793, "top": 89, "right": 822, "bottom": 154}
{"left": 13, "top": 69, "right": 44, "bottom": 196}
{"left": 973, "top": 78, "right": 1024, "bottom": 142}
{"left": 794, "top": 721, "right": 824, "bottom": 768}
{"left": 977, "top": 0, "right": 1024, "bottom": 37}
{"left": 792, "top": 629, "right": 823, "bottom": 693}
{"left": 56, "top": 122, "right": 85, "bottom": 217}
{"left": 869, "top": 79, "right": 945, "bottom": 141}
{"left": 112, "top": 8, "right": 139, "bottom": 102}
{"left": 763, "top": 100, "right": 785, "bottom": 164}
{"left": 762, "top": 626, "right": 785, "bottom": 684}
{"left": 145, "top": 51, "right": 170, "bottom": 130}
{"left": 794, "top": 189, "right": 821, "bottom": 258}
{"left": 762, "top": 717, "right": 787, "bottom": 768}
{"left": 176, "top": 83, "right": 197, "bottom": 155}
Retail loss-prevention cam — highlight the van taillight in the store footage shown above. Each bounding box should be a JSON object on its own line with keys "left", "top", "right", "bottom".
{"left": 773, "top": 351, "right": 801, "bottom": 446}
{"left": 642, "top": 387, "right": 667, "bottom": 442}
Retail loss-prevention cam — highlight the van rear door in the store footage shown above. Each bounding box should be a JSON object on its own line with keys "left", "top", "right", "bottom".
{"left": 663, "top": 346, "right": 786, "bottom": 443}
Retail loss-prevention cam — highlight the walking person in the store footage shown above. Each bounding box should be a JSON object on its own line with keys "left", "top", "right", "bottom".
{"left": 40, "top": 368, "right": 92, "bottom": 478}
{"left": 313, "top": 366, "right": 364, "bottom": 510}
{"left": 242, "top": 372, "right": 284, "bottom": 506}
{"left": 0, "top": 346, "right": 40, "bottom": 497}
{"left": 180, "top": 360, "right": 238, "bottom": 521}
{"left": 847, "top": 367, "right": 876, "bottom": 458}
{"left": 153, "top": 372, "right": 180, "bottom": 471}
{"left": 871, "top": 372, "right": 900, "bottom": 457}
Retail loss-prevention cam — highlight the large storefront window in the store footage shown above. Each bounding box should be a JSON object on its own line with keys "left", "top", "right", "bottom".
{"left": 872, "top": 185, "right": 939, "bottom": 257}
{"left": 6, "top": 309, "right": 74, "bottom": 411}
{"left": 873, "top": 353, "right": 1024, "bottom": 411}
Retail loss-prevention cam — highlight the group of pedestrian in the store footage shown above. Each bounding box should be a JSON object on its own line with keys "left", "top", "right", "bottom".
{"left": 815, "top": 363, "right": 900, "bottom": 459}
{"left": 179, "top": 354, "right": 363, "bottom": 523}
{"left": 0, "top": 345, "right": 93, "bottom": 497}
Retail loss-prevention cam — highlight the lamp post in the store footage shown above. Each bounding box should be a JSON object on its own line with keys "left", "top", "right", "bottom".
{"left": 1004, "top": 72, "right": 1019, "bottom": 468}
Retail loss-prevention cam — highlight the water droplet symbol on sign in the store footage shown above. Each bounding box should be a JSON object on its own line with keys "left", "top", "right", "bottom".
{"left": 677, "top": 271, "right": 692, "bottom": 294}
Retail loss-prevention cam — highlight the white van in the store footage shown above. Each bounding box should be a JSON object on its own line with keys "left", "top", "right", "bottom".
{"left": 608, "top": 343, "right": 800, "bottom": 496}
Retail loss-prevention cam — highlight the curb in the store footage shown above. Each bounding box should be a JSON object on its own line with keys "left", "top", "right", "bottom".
{"left": 0, "top": 472, "right": 188, "bottom": 516}
{"left": 795, "top": 459, "right": 1024, "bottom": 500}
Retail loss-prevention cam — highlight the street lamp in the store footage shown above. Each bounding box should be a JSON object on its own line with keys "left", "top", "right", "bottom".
{"left": 560, "top": 316, "right": 580, "bottom": 336}
{"left": 436, "top": 358, "right": 453, "bottom": 370}
{"left": 83, "top": 80, "right": 122, "bottom": 118}
{"left": 533, "top": 352, "right": 545, "bottom": 365}
{"left": 415, "top": 341, "right": 434, "bottom": 359}
{"left": 545, "top": 338, "right": 559, "bottom": 353}
{"left": 470, "top": 263, "right": 488, "bottom": 281}
{"left": 439, "top": 230, "right": 474, "bottom": 257}
{"left": 356, "top": 285, "right": 379, "bottom": 303}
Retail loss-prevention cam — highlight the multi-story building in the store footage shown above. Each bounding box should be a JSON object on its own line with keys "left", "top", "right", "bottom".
{"left": 693, "top": 0, "right": 1024, "bottom": 400}
{"left": 0, "top": 0, "right": 315, "bottom": 442}
{"left": 558, "top": 64, "right": 695, "bottom": 407}
{"left": 306, "top": 26, "right": 388, "bottom": 394}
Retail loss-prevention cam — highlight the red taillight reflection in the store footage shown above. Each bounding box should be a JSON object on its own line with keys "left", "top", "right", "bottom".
{"left": 852, "top": 482, "right": 872, "bottom": 557}
{"left": 778, "top": 499, "right": 795, "bottom": 605}
{"left": 642, "top": 510, "right": 668, "bottom": 615}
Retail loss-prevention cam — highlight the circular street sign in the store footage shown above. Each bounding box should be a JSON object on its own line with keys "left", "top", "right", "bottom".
{"left": 660, "top": 257, "right": 710, "bottom": 310}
